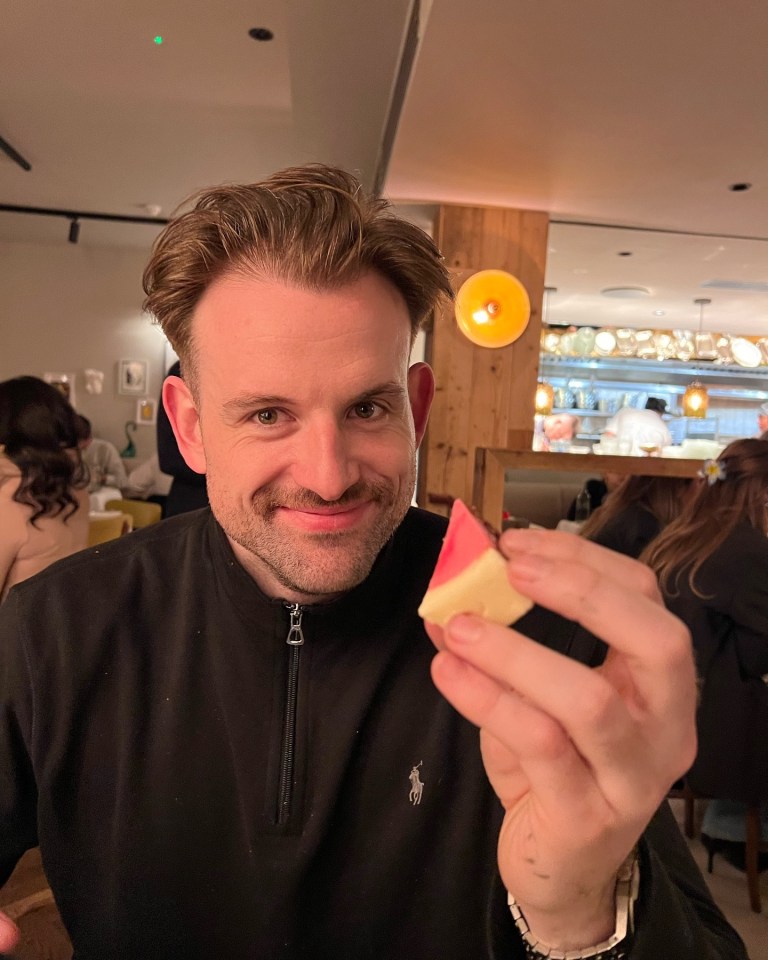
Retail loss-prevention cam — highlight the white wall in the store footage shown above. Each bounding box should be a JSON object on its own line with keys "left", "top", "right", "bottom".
{"left": 0, "top": 240, "right": 167, "bottom": 463}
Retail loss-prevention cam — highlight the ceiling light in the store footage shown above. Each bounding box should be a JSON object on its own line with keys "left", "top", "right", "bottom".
{"left": 248, "top": 27, "right": 274, "bottom": 41}
{"left": 728, "top": 182, "right": 752, "bottom": 192}
{"left": 600, "top": 286, "right": 651, "bottom": 299}
{"left": 653, "top": 310, "right": 666, "bottom": 316}
{"left": 68, "top": 218, "right": 80, "bottom": 244}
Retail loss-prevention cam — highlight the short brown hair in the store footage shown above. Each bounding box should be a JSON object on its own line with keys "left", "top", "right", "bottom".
{"left": 142, "top": 164, "right": 453, "bottom": 376}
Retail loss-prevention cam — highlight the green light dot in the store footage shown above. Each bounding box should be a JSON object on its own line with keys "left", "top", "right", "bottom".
{"left": 154, "top": 36, "right": 163, "bottom": 45}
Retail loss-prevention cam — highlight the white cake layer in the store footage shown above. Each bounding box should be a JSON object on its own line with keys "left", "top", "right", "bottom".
{"left": 418, "top": 547, "right": 533, "bottom": 628}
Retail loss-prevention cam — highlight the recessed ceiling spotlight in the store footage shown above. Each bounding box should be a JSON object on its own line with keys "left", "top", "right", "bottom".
{"left": 617, "top": 251, "right": 632, "bottom": 257}
{"left": 728, "top": 182, "right": 752, "bottom": 192}
{"left": 600, "top": 286, "right": 651, "bottom": 299}
{"left": 249, "top": 27, "right": 274, "bottom": 41}
{"left": 653, "top": 310, "right": 666, "bottom": 316}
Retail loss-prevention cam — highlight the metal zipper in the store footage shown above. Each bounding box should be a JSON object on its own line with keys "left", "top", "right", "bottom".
{"left": 277, "top": 602, "right": 305, "bottom": 824}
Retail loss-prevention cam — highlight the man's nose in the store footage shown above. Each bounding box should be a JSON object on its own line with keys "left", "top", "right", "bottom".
{"left": 291, "top": 421, "right": 361, "bottom": 502}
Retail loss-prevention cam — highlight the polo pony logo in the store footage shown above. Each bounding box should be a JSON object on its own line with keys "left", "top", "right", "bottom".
{"left": 408, "top": 761, "right": 424, "bottom": 805}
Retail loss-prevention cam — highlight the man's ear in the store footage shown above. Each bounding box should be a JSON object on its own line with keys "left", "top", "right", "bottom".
{"left": 407, "top": 362, "right": 435, "bottom": 448}
{"left": 162, "top": 375, "right": 207, "bottom": 473}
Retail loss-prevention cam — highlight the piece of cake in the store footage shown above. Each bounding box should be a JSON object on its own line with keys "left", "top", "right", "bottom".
{"left": 418, "top": 499, "right": 533, "bottom": 627}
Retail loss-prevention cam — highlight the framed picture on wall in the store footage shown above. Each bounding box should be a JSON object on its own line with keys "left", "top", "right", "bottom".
{"left": 118, "top": 359, "right": 149, "bottom": 395}
{"left": 43, "top": 371, "right": 76, "bottom": 407}
{"left": 136, "top": 397, "right": 157, "bottom": 426}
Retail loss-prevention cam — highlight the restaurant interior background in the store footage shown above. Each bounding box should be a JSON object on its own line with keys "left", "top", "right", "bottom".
{"left": 2, "top": 0, "right": 767, "bottom": 477}
{"left": 2, "top": 0, "right": 768, "bottom": 953}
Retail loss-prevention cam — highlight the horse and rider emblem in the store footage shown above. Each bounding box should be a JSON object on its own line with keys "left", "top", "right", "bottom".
{"left": 408, "top": 761, "right": 424, "bottom": 805}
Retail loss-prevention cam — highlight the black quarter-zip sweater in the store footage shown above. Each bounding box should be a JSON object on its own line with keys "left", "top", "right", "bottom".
{"left": 0, "top": 509, "right": 746, "bottom": 959}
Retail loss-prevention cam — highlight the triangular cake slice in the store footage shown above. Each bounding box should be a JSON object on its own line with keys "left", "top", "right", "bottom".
{"left": 418, "top": 499, "right": 533, "bottom": 627}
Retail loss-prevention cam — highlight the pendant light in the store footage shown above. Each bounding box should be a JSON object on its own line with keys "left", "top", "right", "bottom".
{"left": 682, "top": 299, "right": 710, "bottom": 418}
{"left": 534, "top": 286, "right": 556, "bottom": 414}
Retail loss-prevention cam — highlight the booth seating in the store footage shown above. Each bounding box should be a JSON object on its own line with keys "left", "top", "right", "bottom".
{"left": 105, "top": 498, "right": 163, "bottom": 529}
{"left": 503, "top": 468, "right": 597, "bottom": 529}
{"left": 88, "top": 512, "right": 133, "bottom": 546}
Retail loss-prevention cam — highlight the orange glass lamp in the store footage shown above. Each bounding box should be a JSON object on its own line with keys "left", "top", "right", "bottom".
{"left": 455, "top": 269, "right": 531, "bottom": 348}
{"left": 682, "top": 380, "right": 709, "bottom": 418}
{"left": 534, "top": 380, "right": 554, "bottom": 415}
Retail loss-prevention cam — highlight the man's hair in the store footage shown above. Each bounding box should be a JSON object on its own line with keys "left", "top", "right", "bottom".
{"left": 142, "top": 164, "right": 453, "bottom": 380}
{"left": 645, "top": 397, "right": 667, "bottom": 414}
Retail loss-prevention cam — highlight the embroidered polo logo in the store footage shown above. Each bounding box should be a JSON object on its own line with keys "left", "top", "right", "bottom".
{"left": 408, "top": 761, "right": 424, "bottom": 805}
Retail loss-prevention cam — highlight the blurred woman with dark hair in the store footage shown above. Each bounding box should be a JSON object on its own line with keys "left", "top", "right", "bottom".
{"left": 579, "top": 474, "right": 694, "bottom": 558}
{"left": 0, "top": 376, "right": 89, "bottom": 602}
{"left": 642, "top": 438, "right": 768, "bottom": 860}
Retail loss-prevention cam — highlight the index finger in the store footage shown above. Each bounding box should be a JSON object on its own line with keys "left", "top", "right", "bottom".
{"left": 498, "top": 529, "right": 693, "bottom": 680}
{"left": 499, "top": 528, "right": 661, "bottom": 603}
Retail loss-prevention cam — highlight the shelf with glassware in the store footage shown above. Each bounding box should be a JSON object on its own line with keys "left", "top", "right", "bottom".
{"left": 539, "top": 353, "right": 768, "bottom": 444}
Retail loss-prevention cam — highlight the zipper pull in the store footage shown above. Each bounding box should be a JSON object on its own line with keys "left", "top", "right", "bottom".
{"left": 285, "top": 602, "right": 305, "bottom": 646}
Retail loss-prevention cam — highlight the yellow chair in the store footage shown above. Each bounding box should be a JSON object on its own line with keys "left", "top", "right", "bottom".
{"left": 105, "top": 498, "right": 163, "bottom": 528}
{"left": 88, "top": 513, "right": 132, "bottom": 546}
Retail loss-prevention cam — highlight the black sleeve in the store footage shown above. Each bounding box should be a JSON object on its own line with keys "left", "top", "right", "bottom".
{"left": 0, "top": 591, "right": 39, "bottom": 887}
{"left": 156, "top": 362, "right": 206, "bottom": 486}
{"left": 487, "top": 803, "right": 747, "bottom": 959}
{"left": 629, "top": 802, "right": 748, "bottom": 958}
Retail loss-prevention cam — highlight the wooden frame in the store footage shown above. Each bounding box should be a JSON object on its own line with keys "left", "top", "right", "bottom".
{"left": 117, "top": 359, "right": 149, "bottom": 396}
{"left": 472, "top": 448, "right": 704, "bottom": 526}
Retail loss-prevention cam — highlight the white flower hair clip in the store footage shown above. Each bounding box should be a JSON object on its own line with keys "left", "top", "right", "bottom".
{"left": 700, "top": 458, "right": 726, "bottom": 485}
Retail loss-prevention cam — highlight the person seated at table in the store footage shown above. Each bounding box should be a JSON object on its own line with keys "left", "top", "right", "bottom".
{"left": 603, "top": 397, "right": 672, "bottom": 456}
{"left": 123, "top": 452, "right": 173, "bottom": 516}
{"left": 0, "top": 376, "right": 89, "bottom": 603}
{"left": 579, "top": 474, "right": 694, "bottom": 558}
{"left": 74, "top": 414, "right": 128, "bottom": 492}
{"left": 642, "top": 439, "right": 768, "bottom": 851}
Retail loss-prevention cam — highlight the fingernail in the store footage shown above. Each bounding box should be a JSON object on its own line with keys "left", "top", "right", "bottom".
{"left": 447, "top": 614, "right": 484, "bottom": 643}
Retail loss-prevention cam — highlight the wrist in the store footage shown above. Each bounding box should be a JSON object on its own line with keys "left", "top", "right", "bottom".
{"left": 508, "top": 850, "right": 639, "bottom": 959}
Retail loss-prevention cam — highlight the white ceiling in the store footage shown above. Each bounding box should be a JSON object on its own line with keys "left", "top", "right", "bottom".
{"left": 2, "top": 0, "right": 767, "bottom": 334}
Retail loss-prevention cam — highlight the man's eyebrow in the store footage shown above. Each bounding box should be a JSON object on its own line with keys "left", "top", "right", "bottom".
{"left": 221, "top": 382, "right": 406, "bottom": 415}
{"left": 222, "top": 394, "right": 293, "bottom": 415}
{"left": 356, "top": 382, "right": 408, "bottom": 403}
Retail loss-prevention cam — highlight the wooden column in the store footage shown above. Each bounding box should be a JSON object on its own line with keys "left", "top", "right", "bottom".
{"left": 419, "top": 204, "right": 549, "bottom": 516}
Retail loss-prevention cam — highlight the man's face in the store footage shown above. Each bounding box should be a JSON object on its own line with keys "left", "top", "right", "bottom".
{"left": 165, "top": 270, "right": 433, "bottom": 604}
{"left": 758, "top": 413, "right": 768, "bottom": 434}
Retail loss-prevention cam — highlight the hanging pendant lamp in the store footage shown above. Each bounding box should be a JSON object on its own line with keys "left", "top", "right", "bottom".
{"left": 682, "top": 299, "right": 710, "bottom": 418}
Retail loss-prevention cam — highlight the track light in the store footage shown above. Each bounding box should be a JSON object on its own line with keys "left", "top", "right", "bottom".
{"left": 68, "top": 218, "right": 80, "bottom": 244}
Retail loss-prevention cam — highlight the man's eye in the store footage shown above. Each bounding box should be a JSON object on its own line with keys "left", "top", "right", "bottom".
{"left": 255, "top": 409, "right": 279, "bottom": 425}
{"left": 353, "top": 402, "right": 378, "bottom": 420}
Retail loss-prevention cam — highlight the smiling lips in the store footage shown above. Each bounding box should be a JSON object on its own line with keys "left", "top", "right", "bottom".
{"left": 276, "top": 501, "right": 372, "bottom": 533}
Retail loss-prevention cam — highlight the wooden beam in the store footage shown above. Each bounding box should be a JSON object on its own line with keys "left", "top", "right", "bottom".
{"left": 422, "top": 204, "right": 549, "bottom": 514}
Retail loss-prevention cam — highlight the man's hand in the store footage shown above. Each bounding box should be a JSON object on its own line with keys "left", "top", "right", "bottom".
{"left": 0, "top": 910, "right": 19, "bottom": 954}
{"left": 425, "top": 530, "right": 697, "bottom": 952}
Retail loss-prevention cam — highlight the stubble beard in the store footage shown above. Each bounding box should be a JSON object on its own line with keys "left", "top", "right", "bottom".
{"left": 213, "top": 462, "right": 416, "bottom": 599}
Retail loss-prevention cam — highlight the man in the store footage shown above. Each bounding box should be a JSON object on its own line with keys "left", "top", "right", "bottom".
{"left": 74, "top": 414, "right": 128, "bottom": 491}
{"left": 0, "top": 166, "right": 746, "bottom": 958}
{"left": 604, "top": 398, "right": 672, "bottom": 456}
